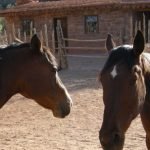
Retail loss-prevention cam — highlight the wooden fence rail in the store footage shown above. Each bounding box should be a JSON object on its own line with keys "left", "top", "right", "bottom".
{"left": 0, "top": 21, "right": 121, "bottom": 69}
{"left": 0, "top": 23, "right": 52, "bottom": 48}
{"left": 0, "top": 22, "right": 68, "bottom": 70}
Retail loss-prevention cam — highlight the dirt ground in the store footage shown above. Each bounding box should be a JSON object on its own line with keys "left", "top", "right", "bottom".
{"left": 0, "top": 55, "right": 147, "bottom": 150}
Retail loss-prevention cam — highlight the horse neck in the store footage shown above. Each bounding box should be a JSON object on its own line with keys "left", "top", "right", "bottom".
{"left": 142, "top": 53, "right": 150, "bottom": 103}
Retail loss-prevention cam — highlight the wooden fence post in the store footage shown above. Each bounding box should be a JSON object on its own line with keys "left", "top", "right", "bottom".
{"left": 30, "top": 21, "right": 33, "bottom": 39}
{"left": 148, "top": 20, "right": 150, "bottom": 43}
{"left": 51, "top": 21, "right": 55, "bottom": 54}
{"left": 4, "top": 30, "right": 8, "bottom": 45}
{"left": 12, "top": 23, "right": 16, "bottom": 41}
{"left": 17, "top": 28, "right": 21, "bottom": 40}
{"left": 33, "top": 28, "right": 36, "bottom": 34}
{"left": 24, "top": 32, "right": 27, "bottom": 42}
{"left": 9, "top": 33, "right": 12, "bottom": 44}
{"left": 40, "top": 30, "right": 44, "bottom": 49}
{"left": 44, "top": 24, "right": 49, "bottom": 48}
{"left": 56, "top": 20, "right": 68, "bottom": 70}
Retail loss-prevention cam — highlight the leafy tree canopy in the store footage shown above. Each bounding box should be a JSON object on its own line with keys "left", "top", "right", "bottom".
{"left": 0, "top": 0, "right": 15, "bottom": 9}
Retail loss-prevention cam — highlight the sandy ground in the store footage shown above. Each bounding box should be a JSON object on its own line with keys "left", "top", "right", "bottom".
{"left": 0, "top": 55, "right": 147, "bottom": 150}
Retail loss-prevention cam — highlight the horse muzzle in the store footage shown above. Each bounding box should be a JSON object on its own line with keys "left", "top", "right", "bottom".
{"left": 99, "top": 130, "right": 124, "bottom": 150}
{"left": 53, "top": 98, "right": 72, "bottom": 118}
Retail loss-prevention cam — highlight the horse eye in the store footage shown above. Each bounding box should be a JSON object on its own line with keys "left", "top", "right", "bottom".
{"left": 130, "top": 73, "right": 138, "bottom": 85}
{"left": 129, "top": 77, "right": 136, "bottom": 85}
{"left": 52, "top": 67, "right": 57, "bottom": 73}
{"left": 132, "top": 65, "right": 142, "bottom": 74}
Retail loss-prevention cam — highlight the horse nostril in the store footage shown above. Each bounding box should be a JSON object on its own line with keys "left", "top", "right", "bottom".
{"left": 113, "top": 132, "right": 121, "bottom": 144}
{"left": 60, "top": 100, "right": 72, "bottom": 117}
{"left": 99, "top": 131, "right": 121, "bottom": 147}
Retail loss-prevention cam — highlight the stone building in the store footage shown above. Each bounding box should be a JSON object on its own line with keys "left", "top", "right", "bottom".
{"left": 0, "top": 0, "right": 150, "bottom": 53}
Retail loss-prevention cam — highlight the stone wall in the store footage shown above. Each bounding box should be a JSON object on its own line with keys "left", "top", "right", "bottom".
{"left": 34, "top": 14, "right": 53, "bottom": 46}
{"left": 4, "top": 9, "right": 133, "bottom": 54}
{"left": 122, "top": 0, "right": 148, "bottom": 2}
{"left": 67, "top": 10, "right": 132, "bottom": 53}
{"left": 16, "top": 0, "right": 37, "bottom": 5}
{"left": 39, "top": 0, "right": 60, "bottom": 1}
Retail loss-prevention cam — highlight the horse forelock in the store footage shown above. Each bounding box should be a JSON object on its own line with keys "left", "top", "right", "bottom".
{"left": 101, "top": 45, "right": 135, "bottom": 74}
{"left": 0, "top": 43, "right": 57, "bottom": 67}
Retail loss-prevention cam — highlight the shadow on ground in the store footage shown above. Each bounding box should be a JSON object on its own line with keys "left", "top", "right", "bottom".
{"left": 59, "top": 55, "right": 107, "bottom": 91}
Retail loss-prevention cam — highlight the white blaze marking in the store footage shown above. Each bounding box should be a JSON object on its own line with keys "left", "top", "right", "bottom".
{"left": 111, "top": 65, "right": 117, "bottom": 78}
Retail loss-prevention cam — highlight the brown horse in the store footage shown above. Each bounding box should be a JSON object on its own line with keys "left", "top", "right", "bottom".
{"left": 99, "top": 30, "right": 150, "bottom": 149}
{"left": 0, "top": 34, "right": 72, "bottom": 118}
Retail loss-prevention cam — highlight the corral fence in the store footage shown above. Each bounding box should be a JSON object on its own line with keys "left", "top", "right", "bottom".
{"left": 56, "top": 20, "right": 107, "bottom": 52}
{"left": 0, "top": 22, "right": 69, "bottom": 70}
{"left": 0, "top": 30, "right": 8, "bottom": 46}
{"left": 0, "top": 23, "right": 50, "bottom": 47}
{"left": 56, "top": 20, "right": 110, "bottom": 61}
{"left": 0, "top": 21, "right": 114, "bottom": 69}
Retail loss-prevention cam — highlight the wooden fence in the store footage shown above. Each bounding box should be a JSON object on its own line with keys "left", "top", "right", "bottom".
{"left": 56, "top": 20, "right": 122, "bottom": 54}
{"left": 0, "top": 23, "right": 53, "bottom": 47}
{"left": 0, "top": 30, "right": 8, "bottom": 46}
{"left": 0, "top": 22, "right": 68, "bottom": 70}
{"left": 0, "top": 21, "right": 122, "bottom": 69}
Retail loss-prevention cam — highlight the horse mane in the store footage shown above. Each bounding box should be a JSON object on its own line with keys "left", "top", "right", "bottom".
{"left": 0, "top": 42, "right": 58, "bottom": 68}
{"left": 101, "top": 45, "right": 135, "bottom": 74}
{"left": 0, "top": 43, "right": 30, "bottom": 51}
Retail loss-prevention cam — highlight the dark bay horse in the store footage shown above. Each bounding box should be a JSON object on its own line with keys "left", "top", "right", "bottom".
{"left": 99, "top": 30, "right": 150, "bottom": 149}
{"left": 0, "top": 34, "right": 72, "bottom": 118}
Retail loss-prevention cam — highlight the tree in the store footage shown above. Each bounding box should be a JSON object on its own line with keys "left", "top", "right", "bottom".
{"left": 0, "top": 0, "right": 15, "bottom": 33}
{"left": 0, "top": 18, "right": 5, "bottom": 33}
{"left": 0, "top": 0, "right": 15, "bottom": 9}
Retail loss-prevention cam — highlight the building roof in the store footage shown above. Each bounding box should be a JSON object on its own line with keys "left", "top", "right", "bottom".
{"left": 0, "top": 0, "right": 150, "bottom": 17}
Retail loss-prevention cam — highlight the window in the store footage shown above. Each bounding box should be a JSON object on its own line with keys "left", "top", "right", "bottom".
{"left": 22, "top": 19, "right": 34, "bottom": 35}
{"left": 85, "top": 16, "right": 99, "bottom": 33}
{"left": 39, "top": 0, "right": 60, "bottom": 1}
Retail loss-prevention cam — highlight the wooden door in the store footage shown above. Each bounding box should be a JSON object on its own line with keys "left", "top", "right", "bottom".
{"left": 53, "top": 17, "right": 68, "bottom": 50}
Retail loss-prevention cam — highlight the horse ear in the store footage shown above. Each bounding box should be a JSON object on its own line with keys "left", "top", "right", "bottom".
{"left": 30, "top": 34, "right": 41, "bottom": 52}
{"left": 106, "top": 34, "right": 116, "bottom": 52}
{"left": 133, "top": 30, "right": 145, "bottom": 56}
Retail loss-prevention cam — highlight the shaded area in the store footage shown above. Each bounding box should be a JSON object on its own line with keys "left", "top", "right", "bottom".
{"left": 59, "top": 55, "right": 107, "bottom": 91}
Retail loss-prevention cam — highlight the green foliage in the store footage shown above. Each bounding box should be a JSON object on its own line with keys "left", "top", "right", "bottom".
{"left": 0, "top": 0, "right": 15, "bottom": 9}
{"left": 0, "top": 18, "right": 5, "bottom": 33}
{"left": 0, "top": 1, "right": 16, "bottom": 34}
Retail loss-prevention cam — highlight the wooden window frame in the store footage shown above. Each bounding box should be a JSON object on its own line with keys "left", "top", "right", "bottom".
{"left": 84, "top": 15, "right": 99, "bottom": 34}
{"left": 22, "top": 19, "right": 34, "bottom": 35}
